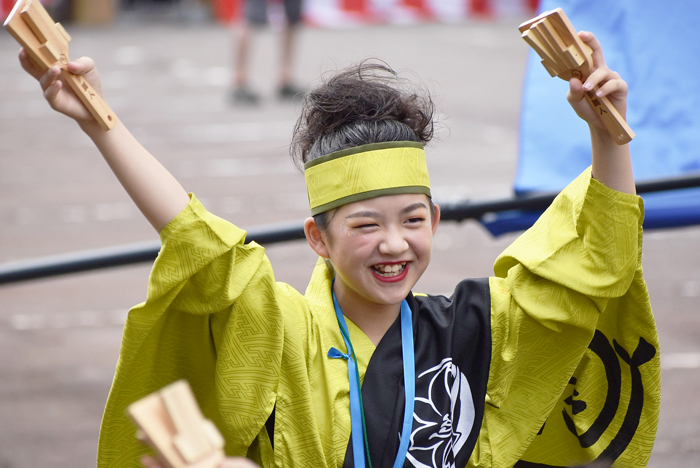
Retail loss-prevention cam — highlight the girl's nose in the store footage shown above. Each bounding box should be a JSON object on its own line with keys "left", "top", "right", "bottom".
{"left": 378, "top": 227, "right": 409, "bottom": 255}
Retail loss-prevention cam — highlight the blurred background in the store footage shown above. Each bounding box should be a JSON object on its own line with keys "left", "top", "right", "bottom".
{"left": 1, "top": 0, "right": 699, "bottom": 466}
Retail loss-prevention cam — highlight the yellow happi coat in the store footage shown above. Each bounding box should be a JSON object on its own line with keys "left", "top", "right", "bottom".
{"left": 98, "top": 168, "right": 659, "bottom": 468}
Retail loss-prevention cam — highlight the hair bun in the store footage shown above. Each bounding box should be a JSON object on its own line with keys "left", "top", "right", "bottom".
{"left": 291, "top": 61, "right": 434, "bottom": 170}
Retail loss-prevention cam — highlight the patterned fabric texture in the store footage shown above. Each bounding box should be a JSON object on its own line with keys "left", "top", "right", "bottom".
{"left": 97, "top": 167, "right": 659, "bottom": 468}
{"left": 304, "top": 142, "right": 431, "bottom": 215}
{"left": 475, "top": 168, "right": 659, "bottom": 467}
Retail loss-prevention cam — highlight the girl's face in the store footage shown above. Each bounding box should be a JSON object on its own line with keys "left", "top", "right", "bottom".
{"left": 314, "top": 193, "right": 440, "bottom": 313}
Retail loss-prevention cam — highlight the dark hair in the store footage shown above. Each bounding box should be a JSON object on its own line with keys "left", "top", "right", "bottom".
{"left": 291, "top": 61, "right": 435, "bottom": 170}
{"left": 291, "top": 61, "right": 436, "bottom": 230}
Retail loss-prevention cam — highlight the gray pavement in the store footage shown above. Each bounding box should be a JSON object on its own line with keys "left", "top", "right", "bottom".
{"left": 1, "top": 10, "right": 698, "bottom": 467}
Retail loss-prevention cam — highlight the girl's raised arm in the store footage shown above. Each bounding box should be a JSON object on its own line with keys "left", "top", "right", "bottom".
{"left": 567, "top": 31, "right": 636, "bottom": 196}
{"left": 19, "top": 50, "right": 190, "bottom": 232}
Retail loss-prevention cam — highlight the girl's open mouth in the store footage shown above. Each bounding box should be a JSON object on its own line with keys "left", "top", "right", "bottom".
{"left": 371, "top": 262, "right": 409, "bottom": 282}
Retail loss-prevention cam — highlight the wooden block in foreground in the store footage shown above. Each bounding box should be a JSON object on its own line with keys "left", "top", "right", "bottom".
{"left": 128, "top": 380, "right": 225, "bottom": 468}
{"left": 4, "top": 0, "right": 117, "bottom": 130}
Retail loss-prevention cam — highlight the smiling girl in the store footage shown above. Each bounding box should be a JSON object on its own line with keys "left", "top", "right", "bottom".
{"left": 18, "top": 30, "right": 658, "bottom": 468}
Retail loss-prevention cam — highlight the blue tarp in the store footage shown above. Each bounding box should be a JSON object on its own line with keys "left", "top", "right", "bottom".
{"left": 482, "top": 0, "right": 700, "bottom": 236}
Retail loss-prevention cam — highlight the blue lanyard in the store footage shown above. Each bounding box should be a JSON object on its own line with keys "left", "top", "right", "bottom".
{"left": 329, "top": 291, "right": 415, "bottom": 468}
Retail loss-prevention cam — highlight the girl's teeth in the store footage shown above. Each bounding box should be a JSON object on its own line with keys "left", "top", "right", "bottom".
{"left": 374, "top": 263, "right": 406, "bottom": 276}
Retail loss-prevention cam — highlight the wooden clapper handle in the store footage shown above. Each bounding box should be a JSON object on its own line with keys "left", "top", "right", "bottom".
{"left": 60, "top": 69, "right": 116, "bottom": 131}
{"left": 583, "top": 87, "right": 634, "bottom": 145}
{"left": 4, "top": 0, "right": 117, "bottom": 131}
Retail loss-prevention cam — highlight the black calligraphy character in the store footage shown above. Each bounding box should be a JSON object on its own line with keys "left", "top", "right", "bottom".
{"left": 564, "top": 377, "right": 588, "bottom": 415}
{"left": 515, "top": 333, "right": 657, "bottom": 468}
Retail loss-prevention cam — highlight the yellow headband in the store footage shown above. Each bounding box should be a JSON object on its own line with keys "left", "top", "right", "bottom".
{"left": 304, "top": 141, "right": 431, "bottom": 215}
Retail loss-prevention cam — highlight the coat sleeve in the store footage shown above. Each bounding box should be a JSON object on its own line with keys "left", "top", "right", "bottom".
{"left": 469, "top": 168, "right": 659, "bottom": 467}
{"left": 98, "top": 195, "right": 286, "bottom": 467}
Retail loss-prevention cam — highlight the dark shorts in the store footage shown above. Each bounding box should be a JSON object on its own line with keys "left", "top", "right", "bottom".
{"left": 245, "top": 0, "right": 303, "bottom": 26}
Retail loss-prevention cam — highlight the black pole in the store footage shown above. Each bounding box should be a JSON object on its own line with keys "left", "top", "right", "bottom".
{"left": 0, "top": 222, "right": 305, "bottom": 285}
{"left": 2, "top": 173, "right": 699, "bottom": 285}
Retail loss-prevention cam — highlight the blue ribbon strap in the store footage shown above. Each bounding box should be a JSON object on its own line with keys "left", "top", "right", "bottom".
{"left": 330, "top": 290, "right": 415, "bottom": 468}
{"left": 329, "top": 321, "right": 367, "bottom": 468}
{"left": 392, "top": 299, "right": 415, "bottom": 468}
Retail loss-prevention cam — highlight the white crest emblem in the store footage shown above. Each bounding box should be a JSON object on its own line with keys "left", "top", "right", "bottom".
{"left": 405, "top": 358, "right": 475, "bottom": 468}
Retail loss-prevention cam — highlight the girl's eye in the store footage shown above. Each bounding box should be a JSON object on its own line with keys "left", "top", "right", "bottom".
{"left": 406, "top": 217, "right": 425, "bottom": 225}
{"left": 349, "top": 221, "right": 377, "bottom": 229}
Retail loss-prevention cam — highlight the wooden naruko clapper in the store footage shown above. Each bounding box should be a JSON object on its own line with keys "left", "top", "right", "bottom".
{"left": 4, "top": 0, "right": 117, "bottom": 131}
{"left": 519, "top": 8, "right": 634, "bottom": 145}
{"left": 127, "top": 380, "right": 226, "bottom": 468}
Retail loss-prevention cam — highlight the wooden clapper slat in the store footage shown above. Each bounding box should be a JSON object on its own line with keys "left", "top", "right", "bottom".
{"left": 519, "top": 8, "right": 634, "bottom": 145}
{"left": 128, "top": 380, "right": 226, "bottom": 468}
{"left": 4, "top": 0, "right": 117, "bottom": 131}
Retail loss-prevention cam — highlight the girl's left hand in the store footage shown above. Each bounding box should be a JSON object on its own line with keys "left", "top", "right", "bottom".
{"left": 567, "top": 31, "right": 628, "bottom": 134}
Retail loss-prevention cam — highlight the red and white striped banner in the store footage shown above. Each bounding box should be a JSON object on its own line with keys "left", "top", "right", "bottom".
{"left": 212, "top": 0, "right": 539, "bottom": 25}
{"left": 0, "top": 0, "right": 537, "bottom": 26}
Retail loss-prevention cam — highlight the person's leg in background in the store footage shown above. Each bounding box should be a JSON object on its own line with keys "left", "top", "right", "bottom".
{"left": 232, "top": 0, "right": 266, "bottom": 104}
{"left": 277, "top": 0, "right": 305, "bottom": 100}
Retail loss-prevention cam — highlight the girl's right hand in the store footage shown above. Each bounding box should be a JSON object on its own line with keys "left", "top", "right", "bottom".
{"left": 18, "top": 48, "right": 105, "bottom": 126}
